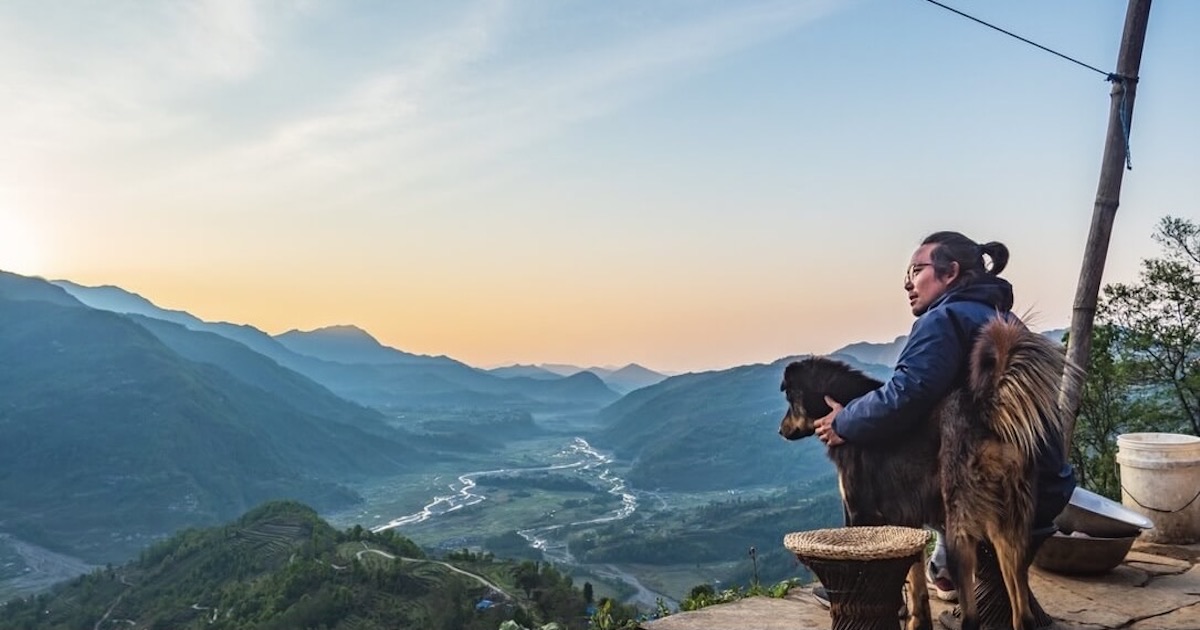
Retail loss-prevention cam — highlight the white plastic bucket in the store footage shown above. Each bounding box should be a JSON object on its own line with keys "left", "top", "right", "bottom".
{"left": 1115, "top": 432, "right": 1200, "bottom": 544}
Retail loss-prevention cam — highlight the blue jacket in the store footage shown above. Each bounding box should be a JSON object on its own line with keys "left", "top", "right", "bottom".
{"left": 831, "top": 276, "right": 1076, "bottom": 525}
{"left": 832, "top": 276, "right": 1015, "bottom": 444}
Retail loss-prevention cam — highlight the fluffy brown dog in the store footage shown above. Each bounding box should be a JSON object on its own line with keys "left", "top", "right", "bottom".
{"left": 779, "top": 319, "right": 1072, "bottom": 630}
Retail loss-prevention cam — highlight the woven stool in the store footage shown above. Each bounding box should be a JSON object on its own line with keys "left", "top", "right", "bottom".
{"left": 784, "top": 526, "right": 929, "bottom": 630}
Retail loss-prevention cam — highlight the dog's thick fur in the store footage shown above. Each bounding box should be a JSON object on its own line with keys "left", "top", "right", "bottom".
{"left": 779, "top": 319, "right": 1073, "bottom": 630}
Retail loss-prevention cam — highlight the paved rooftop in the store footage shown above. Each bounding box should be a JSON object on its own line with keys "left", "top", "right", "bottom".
{"left": 641, "top": 540, "right": 1200, "bottom": 630}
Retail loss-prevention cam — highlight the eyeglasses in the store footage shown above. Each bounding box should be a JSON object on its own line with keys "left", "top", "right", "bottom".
{"left": 904, "top": 263, "right": 932, "bottom": 285}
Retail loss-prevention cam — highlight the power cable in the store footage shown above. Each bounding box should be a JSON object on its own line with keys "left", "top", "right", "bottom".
{"left": 920, "top": 0, "right": 1113, "bottom": 79}
{"left": 920, "top": 0, "right": 1135, "bottom": 168}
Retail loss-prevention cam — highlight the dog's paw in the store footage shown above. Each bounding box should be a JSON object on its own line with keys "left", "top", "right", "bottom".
{"left": 907, "top": 613, "right": 934, "bottom": 630}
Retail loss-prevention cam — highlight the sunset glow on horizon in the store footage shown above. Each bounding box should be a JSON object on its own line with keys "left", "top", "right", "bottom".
{"left": 2, "top": 1, "right": 1197, "bottom": 373}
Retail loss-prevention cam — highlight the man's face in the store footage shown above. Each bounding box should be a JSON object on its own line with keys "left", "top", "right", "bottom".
{"left": 904, "top": 243, "right": 956, "bottom": 316}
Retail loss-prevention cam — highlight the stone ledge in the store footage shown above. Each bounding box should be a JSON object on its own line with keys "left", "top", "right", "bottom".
{"left": 641, "top": 546, "right": 1200, "bottom": 630}
{"left": 637, "top": 592, "right": 835, "bottom": 630}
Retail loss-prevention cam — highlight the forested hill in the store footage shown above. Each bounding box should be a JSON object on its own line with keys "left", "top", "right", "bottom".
{"left": 126, "top": 314, "right": 404, "bottom": 440}
{"left": 0, "top": 501, "right": 600, "bottom": 630}
{"left": 595, "top": 355, "right": 892, "bottom": 491}
{"left": 0, "top": 276, "right": 424, "bottom": 563}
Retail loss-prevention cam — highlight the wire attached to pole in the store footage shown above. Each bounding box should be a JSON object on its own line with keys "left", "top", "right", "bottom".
{"left": 920, "top": 0, "right": 1112, "bottom": 78}
{"left": 1110, "top": 74, "right": 1136, "bottom": 170}
{"left": 920, "top": 0, "right": 1137, "bottom": 169}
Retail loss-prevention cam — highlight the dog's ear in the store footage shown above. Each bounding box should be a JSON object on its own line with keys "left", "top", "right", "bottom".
{"left": 783, "top": 360, "right": 833, "bottom": 416}
{"left": 781, "top": 361, "right": 805, "bottom": 393}
{"left": 802, "top": 391, "right": 833, "bottom": 417}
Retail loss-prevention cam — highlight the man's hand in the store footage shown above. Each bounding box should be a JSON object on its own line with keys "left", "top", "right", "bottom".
{"left": 814, "top": 396, "right": 846, "bottom": 447}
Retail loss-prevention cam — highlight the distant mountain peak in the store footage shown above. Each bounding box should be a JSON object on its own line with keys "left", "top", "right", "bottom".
{"left": 286, "top": 324, "right": 380, "bottom": 343}
{"left": 591, "top": 363, "right": 667, "bottom": 394}
{"left": 609, "top": 363, "right": 661, "bottom": 377}
{"left": 537, "top": 363, "right": 587, "bottom": 376}
{"left": 274, "top": 325, "right": 441, "bottom": 366}
{"left": 486, "top": 364, "right": 563, "bottom": 380}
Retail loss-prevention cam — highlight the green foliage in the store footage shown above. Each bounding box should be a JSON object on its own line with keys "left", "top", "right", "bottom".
{"left": 498, "top": 622, "right": 565, "bottom": 630}
{"left": 1099, "top": 216, "right": 1200, "bottom": 436}
{"left": 1069, "top": 325, "right": 1159, "bottom": 498}
{"left": 677, "top": 577, "right": 802, "bottom": 612}
{"left": 1074, "top": 216, "right": 1200, "bottom": 498}
{"left": 483, "top": 531, "right": 545, "bottom": 562}
{"left": 446, "top": 549, "right": 495, "bottom": 563}
{"left": 0, "top": 501, "right": 599, "bottom": 630}
{"left": 586, "top": 598, "right": 640, "bottom": 630}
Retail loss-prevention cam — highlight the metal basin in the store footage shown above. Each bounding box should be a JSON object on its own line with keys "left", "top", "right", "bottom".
{"left": 1054, "top": 487, "right": 1154, "bottom": 538}
{"left": 1033, "top": 532, "right": 1136, "bottom": 575}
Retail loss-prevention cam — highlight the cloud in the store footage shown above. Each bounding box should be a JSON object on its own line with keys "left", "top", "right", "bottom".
{"left": 0, "top": 0, "right": 285, "bottom": 194}
{"left": 175, "top": 0, "right": 270, "bottom": 81}
{"left": 0, "top": 0, "right": 842, "bottom": 214}
{"left": 212, "top": 0, "right": 840, "bottom": 207}
{"left": 224, "top": 0, "right": 511, "bottom": 181}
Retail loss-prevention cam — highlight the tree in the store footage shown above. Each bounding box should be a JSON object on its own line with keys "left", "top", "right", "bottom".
{"left": 1100, "top": 216, "right": 1200, "bottom": 435}
{"left": 513, "top": 561, "right": 540, "bottom": 599}
{"left": 1069, "top": 324, "right": 1153, "bottom": 498}
{"left": 1071, "top": 216, "right": 1200, "bottom": 499}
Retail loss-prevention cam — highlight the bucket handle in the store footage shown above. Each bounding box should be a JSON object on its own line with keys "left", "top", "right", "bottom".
{"left": 1121, "top": 483, "right": 1200, "bottom": 514}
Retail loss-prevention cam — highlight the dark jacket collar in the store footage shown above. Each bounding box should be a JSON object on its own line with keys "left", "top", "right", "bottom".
{"left": 927, "top": 275, "right": 1014, "bottom": 313}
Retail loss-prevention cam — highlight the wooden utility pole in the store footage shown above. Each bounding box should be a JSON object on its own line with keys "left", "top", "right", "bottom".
{"left": 1060, "top": 0, "right": 1153, "bottom": 450}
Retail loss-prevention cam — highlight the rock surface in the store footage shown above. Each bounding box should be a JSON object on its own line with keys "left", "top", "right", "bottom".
{"left": 641, "top": 542, "right": 1200, "bottom": 630}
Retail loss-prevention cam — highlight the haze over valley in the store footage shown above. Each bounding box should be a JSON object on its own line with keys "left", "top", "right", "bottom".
{"left": 0, "top": 269, "right": 928, "bottom": 607}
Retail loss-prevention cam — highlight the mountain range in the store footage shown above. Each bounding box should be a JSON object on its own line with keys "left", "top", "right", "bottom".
{"left": 0, "top": 271, "right": 637, "bottom": 564}
{"left": 487, "top": 362, "right": 668, "bottom": 393}
{"left": 53, "top": 280, "right": 621, "bottom": 408}
{"left": 2, "top": 268, "right": 1069, "bottom": 598}
{"left": 0, "top": 272, "right": 436, "bottom": 562}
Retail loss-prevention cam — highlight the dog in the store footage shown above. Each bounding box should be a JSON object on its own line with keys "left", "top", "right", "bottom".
{"left": 779, "top": 318, "right": 1072, "bottom": 630}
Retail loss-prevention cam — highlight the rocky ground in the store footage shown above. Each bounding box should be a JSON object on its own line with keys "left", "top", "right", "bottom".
{"left": 643, "top": 540, "right": 1200, "bottom": 630}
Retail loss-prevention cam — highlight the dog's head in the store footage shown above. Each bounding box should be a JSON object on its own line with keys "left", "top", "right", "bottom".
{"left": 778, "top": 359, "right": 839, "bottom": 441}
{"left": 778, "top": 357, "right": 881, "bottom": 441}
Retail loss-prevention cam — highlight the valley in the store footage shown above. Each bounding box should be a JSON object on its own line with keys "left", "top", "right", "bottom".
{"left": 0, "top": 271, "right": 847, "bottom": 614}
{"left": 325, "top": 409, "right": 841, "bottom": 608}
{"left": 0, "top": 369, "right": 842, "bottom": 610}
{"left": 0, "top": 535, "right": 97, "bottom": 601}
{"left": 329, "top": 431, "right": 673, "bottom": 606}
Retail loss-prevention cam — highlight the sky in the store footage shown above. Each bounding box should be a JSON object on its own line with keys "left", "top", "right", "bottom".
{"left": 1, "top": 0, "right": 1197, "bottom": 374}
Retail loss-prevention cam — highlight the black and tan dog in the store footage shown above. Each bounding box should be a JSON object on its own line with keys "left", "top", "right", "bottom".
{"left": 779, "top": 318, "right": 1073, "bottom": 630}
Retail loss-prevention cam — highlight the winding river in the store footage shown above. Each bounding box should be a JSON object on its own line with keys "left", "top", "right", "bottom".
{"left": 371, "top": 437, "right": 672, "bottom": 608}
